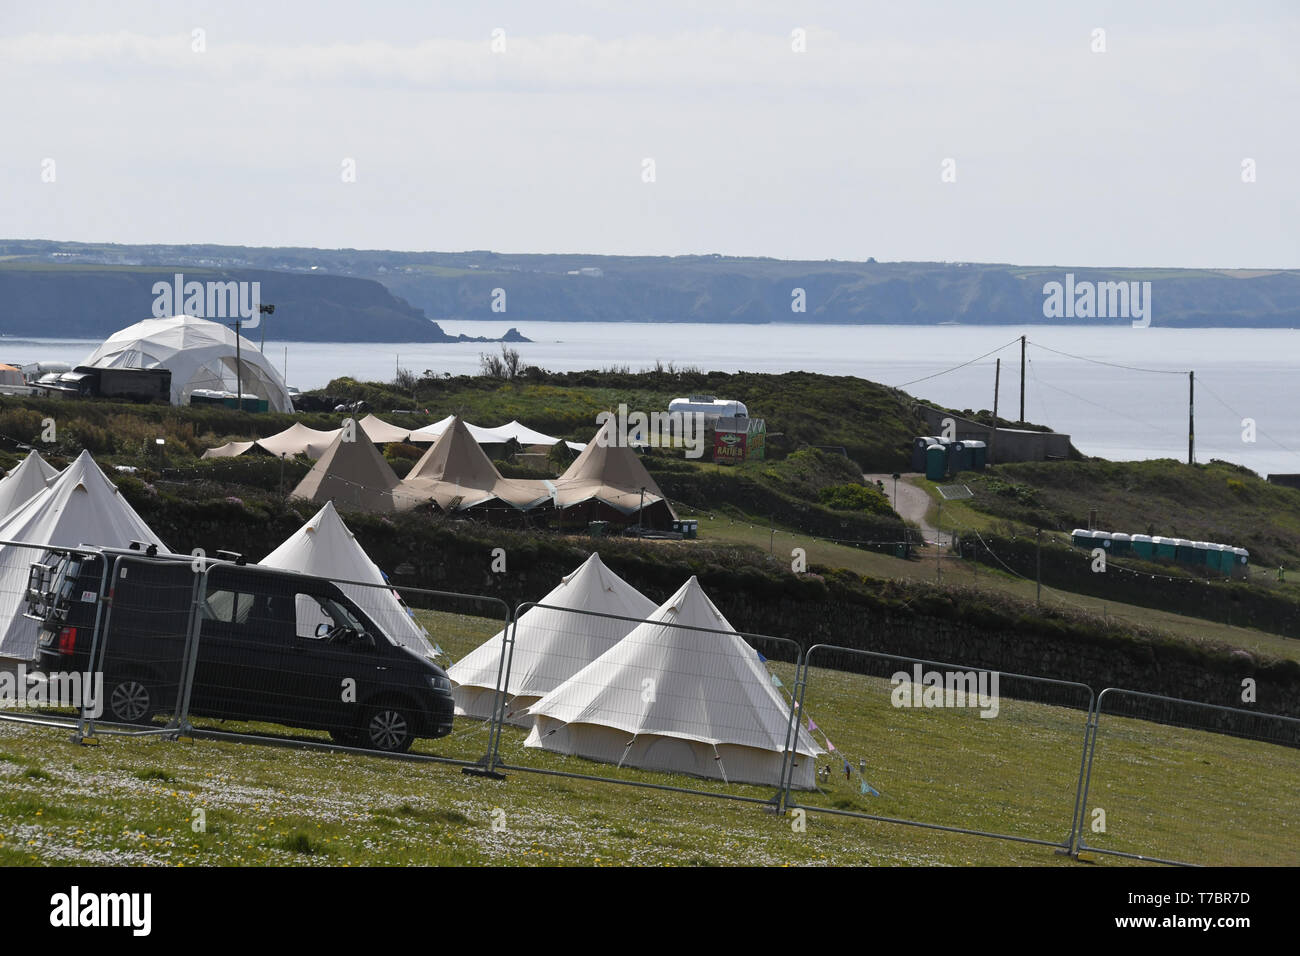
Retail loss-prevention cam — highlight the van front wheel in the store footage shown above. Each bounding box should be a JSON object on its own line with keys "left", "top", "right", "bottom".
{"left": 107, "top": 678, "right": 153, "bottom": 724}
{"left": 363, "top": 705, "right": 414, "bottom": 753}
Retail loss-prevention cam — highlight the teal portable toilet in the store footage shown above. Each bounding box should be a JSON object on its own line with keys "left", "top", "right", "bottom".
{"left": 1232, "top": 547, "right": 1250, "bottom": 578}
{"left": 1153, "top": 536, "right": 1176, "bottom": 561}
{"left": 965, "top": 440, "right": 987, "bottom": 470}
{"left": 1093, "top": 531, "right": 1113, "bottom": 551}
{"left": 1071, "top": 528, "right": 1091, "bottom": 548}
{"left": 1205, "top": 543, "right": 1225, "bottom": 573}
{"left": 1174, "top": 538, "right": 1199, "bottom": 565}
{"left": 1110, "top": 533, "right": 1131, "bottom": 556}
{"left": 925, "top": 444, "right": 948, "bottom": 481}
{"left": 1130, "top": 534, "right": 1154, "bottom": 559}
{"left": 1192, "top": 541, "right": 1210, "bottom": 567}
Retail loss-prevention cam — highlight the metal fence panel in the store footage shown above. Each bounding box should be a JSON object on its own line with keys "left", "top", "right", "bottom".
{"left": 1077, "top": 688, "right": 1300, "bottom": 866}
{"left": 790, "top": 644, "right": 1095, "bottom": 850}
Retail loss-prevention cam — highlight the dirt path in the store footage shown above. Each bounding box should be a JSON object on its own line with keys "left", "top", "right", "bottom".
{"left": 864, "top": 472, "right": 948, "bottom": 547}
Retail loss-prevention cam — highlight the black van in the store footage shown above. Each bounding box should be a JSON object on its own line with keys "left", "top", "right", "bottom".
{"left": 29, "top": 548, "right": 454, "bottom": 753}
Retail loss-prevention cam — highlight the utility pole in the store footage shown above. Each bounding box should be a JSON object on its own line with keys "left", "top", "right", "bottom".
{"left": 991, "top": 357, "right": 1001, "bottom": 465}
{"left": 1188, "top": 370, "right": 1195, "bottom": 466}
{"left": 1035, "top": 528, "right": 1042, "bottom": 606}
{"left": 1019, "top": 335, "right": 1026, "bottom": 423}
{"left": 638, "top": 487, "right": 646, "bottom": 534}
{"left": 769, "top": 516, "right": 775, "bottom": 555}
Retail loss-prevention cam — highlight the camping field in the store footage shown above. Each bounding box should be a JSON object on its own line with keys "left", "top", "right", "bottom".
{"left": 0, "top": 609, "right": 1293, "bottom": 867}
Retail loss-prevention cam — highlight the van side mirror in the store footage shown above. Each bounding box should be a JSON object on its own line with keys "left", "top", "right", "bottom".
{"left": 315, "top": 622, "right": 330, "bottom": 638}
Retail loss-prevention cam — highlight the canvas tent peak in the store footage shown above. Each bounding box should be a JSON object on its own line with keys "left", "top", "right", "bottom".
{"left": 290, "top": 422, "right": 411, "bottom": 513}
{"left": 0, "top": 450, "right": 166, "bottom": 661}
{"left": 0, "top": 450, "right": 61, "bottom": 519}
{"left": 260, "top": 500, "right": 438, "bottom": 660}
{"left": 448, "top": 552, "right": 657, "bottom": 723}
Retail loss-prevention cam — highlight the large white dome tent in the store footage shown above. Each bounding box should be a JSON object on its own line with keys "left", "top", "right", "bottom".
{"left": 81, "top": 315, "right": 293, "bottom": 412}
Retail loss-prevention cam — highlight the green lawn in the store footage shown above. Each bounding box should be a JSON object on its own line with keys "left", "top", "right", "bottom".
{"left": 0, "top": 609, "right": 1293, "bottom": 866}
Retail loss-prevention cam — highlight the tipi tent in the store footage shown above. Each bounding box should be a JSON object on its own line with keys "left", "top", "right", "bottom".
{"left": 261, "top": 501, "right": 438, "bottom": 661}
{"left": 400, "top": 417, "right": 551, "bottom": 511}
{"left": 289, "top": 423, "right": 410, "bottom": 513}
{"left": 552, "top": 419, "right": 676, "bottom": 525}
{"left": 256, "top": 422, "right": 343, "bottom": 459}
{"left": 0, "top": 451, "right": 167, "bottom": 661}
{"left": 81, "top": 315, "right": 294, "bottom": 412}
{"left": 0, "top": 450, "right": 60, "bottom": 519}
{"left": 449, "top": 553, "right": 657, "bottom": 724}
{"left": 523, "top": 576, "right": 821, "bottom": 789}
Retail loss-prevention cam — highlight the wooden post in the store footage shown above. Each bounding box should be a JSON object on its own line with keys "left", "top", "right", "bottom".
{"left": 991, "top": 357, "right": 1000, "bottom": 465}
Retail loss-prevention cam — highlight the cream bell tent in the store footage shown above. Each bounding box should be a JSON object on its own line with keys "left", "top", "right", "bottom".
{"left": 449, "top": 552, "right": 657, "bottom": 724}
{"left": 289, "top": 422, "right": 410, "bottom": 514}
{"left": 523, "top": 576, "right": 821, "bottom": 789}
{"left": 261, "top": 501, "right": 439, "bottom": 660}
{"left": 0, "top": 451, "right": 167, "bottom": 661}
{"left": 0, "top": 450, "right": 61, "bottom": 519}
{"left": 552, "top": 419, "right": 676, "bottom": 526}
{"left": 81, "top": 315, "right": 294, "bottom": 412}
{"left": 400, "top": 417, "right": 551, "bottom": 511}
{"left": 256, "top": 422, "right": 343, "bottom": 459}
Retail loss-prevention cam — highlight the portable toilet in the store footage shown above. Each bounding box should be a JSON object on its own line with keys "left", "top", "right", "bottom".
{"left": 965, "top": 440, "right": 987, "bottom": 471}
{"left": 1110, "top": 533, "right": 1132, "bottom": 556}
{"left": 1152, "top": 536, "right": 1176, "bottom": 561}
{"left": 925, "top": 443, "right": 948, "bottom": 481}
{"left": 911, "top": 437, "right": 936, "bottom": 472}
{"left": 947, "top": 441, "right": 971, "bottom": 474}
{"left": 1174, "top": 539, "right": 1199, "bottom": 565}
{"left": 1071, "top": 528, "right": 1092, "bottom": 548}
{"left": 1205, "top": 543, "right": 1226, "bottom": 574}
{"left": 1093, "top": 531, "right": 1113, "bottom": 550}
{"left": 1231, "top": 547, "right": 1250, "bottom": 578}
{"left": 1192, "top": 541, "right": 1211, "bottom": 567}
{"left": 1130, "top": 534, "right": 1154, "bottom": 559}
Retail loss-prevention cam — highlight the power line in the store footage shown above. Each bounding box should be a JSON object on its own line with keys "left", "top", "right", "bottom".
{"left": 891, "top": 336, "right": 1022, "bottom": 389}
{"left": 1027, "top": 341, "right": 1186, "bottom": 376}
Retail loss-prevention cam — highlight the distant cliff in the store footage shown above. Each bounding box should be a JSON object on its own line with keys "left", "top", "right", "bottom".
{"left": 0, "top": 261, "right": 528, "bottom": 343}
{"left": 3, "top": 240, "right": 1298, "bottom": 329}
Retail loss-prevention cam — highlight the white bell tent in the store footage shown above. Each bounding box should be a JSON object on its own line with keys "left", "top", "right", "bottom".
{"left": 260, "top": 501, "right": 439, "bottom": 660}
{"left": 523, "top": 576, "right": 822, "bottom": 789}
{"left": 449, "top": 552, "right": 657, "bottom": 724}
{"left": 0, "top": 451, "right": 167, "bottom": 661}
{"left": 0, "top": 450, "right": 60, "bottom": 520}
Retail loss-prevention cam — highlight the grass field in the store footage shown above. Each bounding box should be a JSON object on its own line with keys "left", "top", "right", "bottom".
{"left": 0, "top": 609, "right": 1294, "bottom": 866}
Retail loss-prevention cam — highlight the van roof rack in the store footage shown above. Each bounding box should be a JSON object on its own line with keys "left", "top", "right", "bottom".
{"left": 215, "top": 550, "right": 246, "bottom": 566}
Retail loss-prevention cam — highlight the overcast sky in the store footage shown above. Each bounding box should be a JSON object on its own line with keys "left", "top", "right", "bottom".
{"left": 2, "top": 1, "right": 1296, "bottom": 267}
